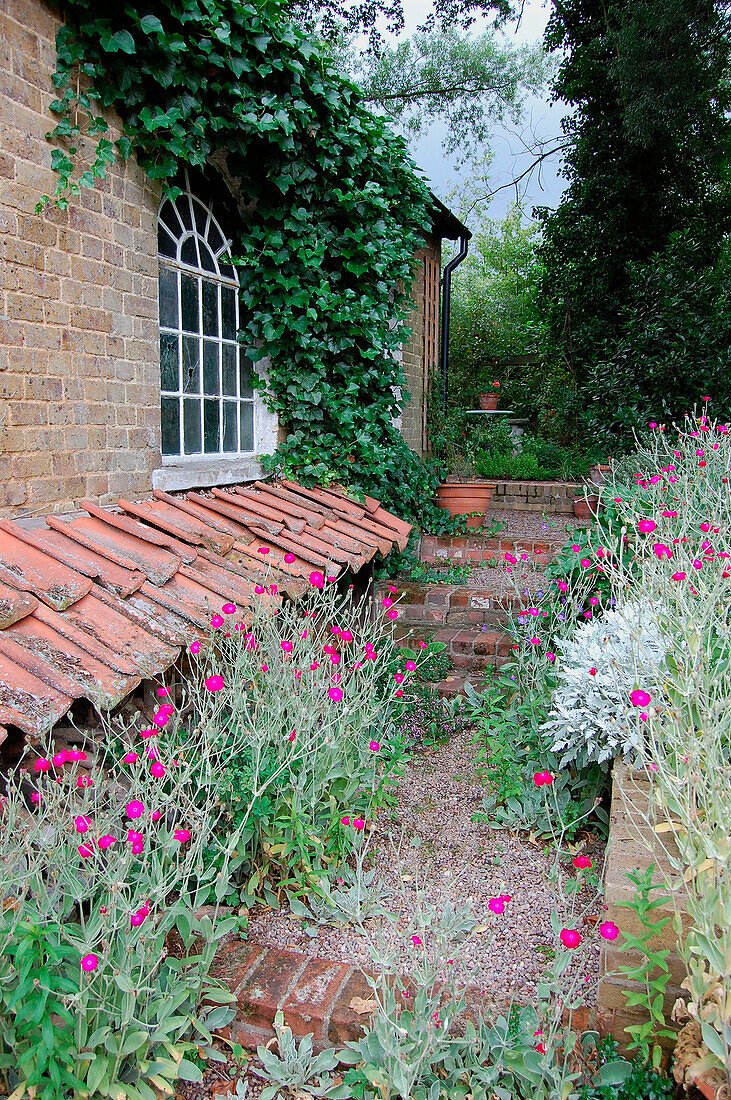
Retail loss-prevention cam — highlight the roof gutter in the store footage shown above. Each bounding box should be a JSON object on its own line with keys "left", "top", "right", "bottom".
{"left": 440, "top": 233, "right": 470, "bottom": 410}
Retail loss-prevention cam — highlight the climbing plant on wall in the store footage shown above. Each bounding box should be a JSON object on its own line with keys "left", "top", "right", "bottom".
{"left": 42, "top": 0, "right": 446, "bottom": 523}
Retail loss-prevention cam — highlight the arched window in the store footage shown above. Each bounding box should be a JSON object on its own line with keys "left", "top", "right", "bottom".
{"left": 157, "top": 175, "right": 255, "bottom": 459}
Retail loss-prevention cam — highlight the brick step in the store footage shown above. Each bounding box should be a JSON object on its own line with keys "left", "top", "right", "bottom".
{"left": 381, "top": 582, "right": 547, "bottom": 632}
{"left": 433, "top": 670, "right": 491, "bottom": 698}
{"left": 418, "top": 533, "right": 560, "bottom": 566}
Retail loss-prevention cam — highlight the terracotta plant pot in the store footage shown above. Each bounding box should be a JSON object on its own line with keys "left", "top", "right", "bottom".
{"left": 573, "top": 496, "right": 601, "bottom": 520}
{"left": 478, "top": 392, "right": 499, "bottom": 411}
{"left": 436, "top": 482, "right": 494, "bottom": 528}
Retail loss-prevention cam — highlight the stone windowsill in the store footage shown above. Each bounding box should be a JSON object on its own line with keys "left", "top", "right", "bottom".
{"left": 151, "top": 455, "right": 268, "bottom": 494}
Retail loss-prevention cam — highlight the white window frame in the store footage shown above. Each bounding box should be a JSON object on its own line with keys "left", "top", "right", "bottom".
{"left": 153, "top": 175, "right": 277, "bottom": 491}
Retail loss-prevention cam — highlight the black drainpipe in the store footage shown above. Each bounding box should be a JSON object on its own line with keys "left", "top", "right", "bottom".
{"left": 440, "top": 233, "right": 470, "bottom": 411}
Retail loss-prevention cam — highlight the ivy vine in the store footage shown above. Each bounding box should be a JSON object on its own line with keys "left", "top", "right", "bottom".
{"left": 41, "top": 0, "right": 459, "bottom": 527}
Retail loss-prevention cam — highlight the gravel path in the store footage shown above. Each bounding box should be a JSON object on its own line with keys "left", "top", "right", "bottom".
{"left": 482, "top": 507, "right": 586, "bottom": 541}
{"left": 247, "top": 728, "right": 604, "bottom": 1018}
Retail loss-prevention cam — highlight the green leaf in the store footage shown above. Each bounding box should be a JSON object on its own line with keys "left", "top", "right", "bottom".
{"left": 176, "top": 1059, "right": 204, "bottom": 1083}
{"left": 139, "top": 14, "right": 164, "bottom": 34}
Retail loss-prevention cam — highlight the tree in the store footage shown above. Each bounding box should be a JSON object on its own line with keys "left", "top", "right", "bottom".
{"left": 352, "top": 27, "right": 547, "bottom": 164}
{"left": 538, "top": 0, "right": 731, "bottom": 438}
{"left": 289, "top": 0, "right": 514, "bottom": 51}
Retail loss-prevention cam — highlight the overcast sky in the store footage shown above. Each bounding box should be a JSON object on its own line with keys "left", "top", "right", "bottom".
{"left": 393, "top": 0, "right": 567, "bottom": 224}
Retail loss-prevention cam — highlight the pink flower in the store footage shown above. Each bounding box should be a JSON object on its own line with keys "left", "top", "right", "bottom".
{"left": 78, "top": 844, "right": 94, "bottom": 859}
{"left": 630, "top": 690, "right": 651, "bottom": 708}
{"left": 77, "top": 775, "right": 93, "bottom": 789}
{"left": 394, "top": 673, "right": 404, "bottom": 684}
{"left": 560, "top": 928, "right": 582, "bottom": 949}
{"left": 190, "top": 642, "right": 201, "bottom": 654}
{"left": 382, "top": 597, "right": 393, "bottom": 608}
{"left": 488, "top": 898, "right": 506, "bottom": 914}
{"left": 557, "top": 581, "right": 568, "bottom": 592}
{"left": 284, "top": 552, "right": 296, "bottom": 563}
{"left": 33, "top": 758, "right": 50, "bottom": 773}
{"left": 352, "top": 818, "right": 365, "bottom": 830}
{"left": 653, "top": 544, "right": 672, "bottom": 559}
{"left": 130, "top": 909, "right": 148, "bottom": 927}
{"left": 572, "top": 856, "right": 592, "bottom": 869}
{"left": 205, "top": 675, "right": 225, "bottom": 692}
{"left": 173, "top": 829, "right": 191, "bottom": 844}
{"left": 387, "top": 609, "right": 398, "bottom": 620}
{"left": 123, "top": 752, "right": 139, "bottom": 764}
{"left": 546, "top": 652, "right": 556, "bottom": 661}
{"left": 97, "top": 835, "right": 116, "bottom": 849}
{"left": 328, "top": 687, "right": 343, "bottom": 702}
{"left": 222, "top": 603, "right": 236, "bottom": 615}
{"left": 529, "top": 637, "right": 541, "bottom": 646}
{"left": 81, "top": 954, "right": 99, "bottom": 972}
{"left": 151, "top": 810, "right": 162, "bottom": 822}
{"left": 599, "top": 921, "right": 620, "bottom": 941}
{"left": 257, "top": 547, "right": 269, "bottom": 555}
{"left": 210, "top": 615, "right": 224, "bottom": 628}
{"left": 126, "top": 801, "right": 145, "bottom": 820}
{"left": 151, "top": 762, "right": 166, "bottom": 778}
{"left": 309, "top": 571, "right": 325, "bottom": 588}
{"left": 369, "top": 741, "right": 380, "bottom": 752}
{"left": 255, "top": 585, "right": 266, "bottom": 594}
{"left": 533, "top": 771, "right": 554, "bottom": 787}
{"left": 637, "top": 519, "right": 657, "bottom": 534}
{"left": 52, "top": 752, "right": 68, "bottom": 768}
{"left": 405, "top": 660, "right": 416, "bottom": 671}
{"left": 671, "top": 572, "right": 686, "bottom": 581}
{"left": 67, "top": 749, "right": 86, "bottom": 762}
{"left": 281, "top": 640, "right": 293, "bottom": 652}
{"left": 411, "top": 935, "right": 422, "bottom": 946}
{"left": 75, "top": 815, "right": 90, "bottom": 834}
{"left": 340, "top": 816, "right": 350, "bottom": 826}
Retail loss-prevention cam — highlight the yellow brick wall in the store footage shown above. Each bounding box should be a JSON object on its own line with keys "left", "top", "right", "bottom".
{"left": 0, "top": 0, "right": 162, "bottom": 517}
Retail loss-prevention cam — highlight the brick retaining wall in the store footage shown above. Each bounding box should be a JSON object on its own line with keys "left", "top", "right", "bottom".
{"left": 418, "top": 534, "right": 555, "bottom": 564}
{"left": 490, "top": 480, "right": 582, "bottom": 513}
{"left": 597, "top": 764, "right": 688, "bottom": 1052}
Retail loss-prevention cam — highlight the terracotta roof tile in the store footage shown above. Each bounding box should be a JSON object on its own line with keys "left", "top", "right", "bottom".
{"left": 0, "top": 478, "right": 410, "bottom": 736}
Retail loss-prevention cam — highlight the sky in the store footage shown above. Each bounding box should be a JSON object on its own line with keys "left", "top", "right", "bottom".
{"left": 388, "top": 0, "right": 567, "bottom": 224}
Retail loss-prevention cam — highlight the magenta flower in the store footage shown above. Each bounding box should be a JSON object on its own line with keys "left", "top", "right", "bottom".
{"left": 637, "top": 519, "right": 657, "bottom": 534}
{"left": 309, "top": 571, "right": 325, "bottom": 588}
{"left": 97, "top": 835, "right": 116, "bottom": 849}
{"left": 52, "top": 752, "right": 68, "bottom": 767}
{"left": 546, "top": 652, "right": 556, "bottom": 662}
{"left": 122, "top": 752, "right": 139, "bottom": 764}
{"left": 81, "top": 954, "right": 99, "bottom": 972}
{"left": 77, "top": 776, "right": 93, "bottom": 789}
{"left": 411, "top": 935, "right": 422, "bottom": 946}
{"left": 572, "top": 856, "right": 592, "bottom": 869}
{"left": 488, "top": 898, "right": 506, "bottom": 914}
{"left": 599, "top": 921, "right": 619, "bottom": 941}
{"left": 78, "top": 844, "right": 94, "bottom": 859}
{"left": 653, "top": 544, "right": 672, "bottom": 559}
{"left": 74, "top": 816, "right": 90, "bottom": 834}
{"left": 387, "top": 609, "right": 398, "bottom": 620}
{"left": 353, "top": 818, "right": 365, "bottom": 830}
{"left": 255, "top": 585, "right": 266, "bottom": 594}
{"left": 257, "top": 547, "right": 269, "bottom": 555}
{"left": 394, "top": 673, "right": 404, "bottom": 684}
{"left": 533, "top": 771, "right": 554, "bottom": 787}
{"left": 369, "top": 741, "right": 380, "bottom": 752}
{"left": 328, "top": 686, "right": 343, "bottom": 702}
{"left": 33, "top": 758, "right": 50, "bottom": 773}
{"left": 630, "top": 690, "right": 651, "bottom": 707}
{"left": 671, "top": 571, "right": 686, "bottom": 581}
{"left": 284, "top": 552, "right": 296, "bottom": 563}
{"left": 174, "top": 829, "right": 191, "bottom": 844}
{"left": 151, "top": 762, "right": 166, "bottom": 778}
{"left": 281, "top": 640, "right": 293, "bottom": 652}
{"left": 404, "top": 660, "right": 416, "bottom": 671}
{"left": 210, "top": 615, "right": 224, "bottom": 628}
{"left": 341, "top": 816, "right": 350, "bottom": 826}
{"left": 560, "top": 929, "right": 582, "bottom": 949}
{"left": 190, "top": 642, "right": 201, "bottom": 654}
{"left": 205, "top": 675, "right": 225, "bottom": 692}
{"left": 222, "top": 603, "right": 236, "bottom": 615}
{"left": 126, "top": 801, "right": 145, "bottom": 820}
{"left": 151, "top": 810, "right": 162, "bottom": 821}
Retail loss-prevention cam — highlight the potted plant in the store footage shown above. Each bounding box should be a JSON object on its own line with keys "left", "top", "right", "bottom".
{"left": 478, "top": 381, "right": 500, "bottom": 411}
{"left": 573, "top": 490, "right": 602, "bottom": 519}
{"left": 589, "top": 459, "right": 612, "bottom": 486}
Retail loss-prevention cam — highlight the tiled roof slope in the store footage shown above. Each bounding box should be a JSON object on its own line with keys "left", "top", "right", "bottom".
{"left": 0, "top": 481, "right": 410, "bottom": 739}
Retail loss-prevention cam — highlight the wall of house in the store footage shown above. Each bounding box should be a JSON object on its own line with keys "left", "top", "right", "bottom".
{"left": 0, "top": 0, "right": 163, "bottom": 518}
{"left": 400, "top": 234, "right": 441, "bottom": 457}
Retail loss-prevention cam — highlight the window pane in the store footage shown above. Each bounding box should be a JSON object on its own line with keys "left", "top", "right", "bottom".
{"left": 222, "top": 401, "right": 237, "bottom": 452}
{"left": 158, "top": 224, "right": 175, "bottom": 258}
{"left": 208, "top": 219, "right": 223, "bottom": 254}
{"left": 181, "top": 236, "right": 198, "bottom": 267}
{"left": 221, "top": 286, "right": 236, "bottom": 339}
{"left": 161, "top": 397, "right": 180, "bottom": 456}
{"left": 175, "top": 194, "right": 193, "bottom": 231}
{"left": 183, "top": 398, "right": 202, "bottom": 454}
{"left": 159, "top": 267, "right": 178, "bottom": 329}
{"left": 219, "top": 261, "right": 235, "bottom": 280}
{"left": 239, "top": 356, "right": 253, "bottom": 397}
{"left": 160, "top": 333, "right": 179, "bottom": 393}
{"left": 202, "top": 280, "right": 218, "bottom": 336}
{"left": 182, "top": 336, "right": 200, "bottom": 394}
{"left": 222, "top": 344, "right": 237, "bottom": 395}
{"left": 181, "top": 275, "right": 199, "bottom": 332}
{"left": 199, "top": 241, "right": 216, "bottom": 274}
{"left": 160, "top": 198, "right": 182, "bottom": 235}
{"left": 203, "top": 340, "right": 220, "bottom": 395}
{"left": 239, "top": 401, "right": 254, "bottom": 451}
{"left": 203, "top": 399, "right": 220, "bottom": 454}
{"left": 193, "top": 198, "right": 209, "bottom": 236}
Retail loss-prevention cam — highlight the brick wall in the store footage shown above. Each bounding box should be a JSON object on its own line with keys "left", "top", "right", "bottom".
{"left": 491, "top": 480, "right": 582, "bottom": 513}
{"left": 0, "top": 0, "right": 163, "bottom": 517}
{"left": 597, "top": 764, "right": 688, "bottom": 1053}
{"left": 401, "top": 233, "right": 441, "bottom": 456}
